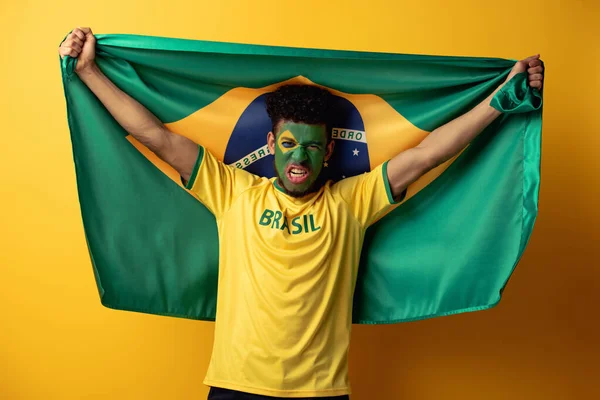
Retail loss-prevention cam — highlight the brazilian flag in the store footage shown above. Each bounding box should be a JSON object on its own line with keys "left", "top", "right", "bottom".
{"left": 60, "top": 34, "right": 542, "bottom": 324}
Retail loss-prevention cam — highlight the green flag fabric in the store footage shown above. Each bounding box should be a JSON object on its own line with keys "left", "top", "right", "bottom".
{"left": 60, "top": 34, "right": 542, "bottom": 324}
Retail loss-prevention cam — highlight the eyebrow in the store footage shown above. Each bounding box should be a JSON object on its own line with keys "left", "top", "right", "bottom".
{"left": 279, "top": 136, "right": 297, "bottom": 143}
{"left": 279, "top": 131, "right": 296, "bottom": 139}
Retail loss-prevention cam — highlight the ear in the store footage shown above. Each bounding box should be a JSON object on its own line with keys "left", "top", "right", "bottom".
{"left": 325, "top": 139, "right": 335, "bottom": 161}
{"left": 267, "top": 131, "right": 276, "bottom": 155}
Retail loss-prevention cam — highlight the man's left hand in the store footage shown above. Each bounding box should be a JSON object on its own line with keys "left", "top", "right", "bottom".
{"left": 506, "top": 54, "right": 544, "bottom": 90}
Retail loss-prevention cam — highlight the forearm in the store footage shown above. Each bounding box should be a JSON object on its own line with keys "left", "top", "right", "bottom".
{"left": 76, "top": 63, "right": 168, "bottom": 153}
{"left": 386, "top": 55, "right": 543, "bottom": 200}
{"left": 418, "top": 84, "right": 504, "bottom": 168}
{"left": 387, "top": 84, "right": 504, "bottom": 199}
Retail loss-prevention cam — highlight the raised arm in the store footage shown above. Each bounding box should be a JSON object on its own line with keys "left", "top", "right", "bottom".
{"left": 386, "top": 55, "right": 544, "bottom": 200}
{"left": 59, "top": 27, "right": 199, "bottom": 182}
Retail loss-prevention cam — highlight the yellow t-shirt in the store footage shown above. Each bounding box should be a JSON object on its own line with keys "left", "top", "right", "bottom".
{"left": 185, "top": 146, "right": 402, "bottom": 398}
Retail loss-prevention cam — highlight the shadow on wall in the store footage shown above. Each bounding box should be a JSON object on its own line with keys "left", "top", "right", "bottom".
{"left": 348, "top": 207, "right": 600, "bottom": 399}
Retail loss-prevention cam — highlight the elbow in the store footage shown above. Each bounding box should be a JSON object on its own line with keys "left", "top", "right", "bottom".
{"left": 143, "top": 127, "right": 171, "bottom": 157}
{"left": 415, "top": 145, "right": 441, "bottom": 172}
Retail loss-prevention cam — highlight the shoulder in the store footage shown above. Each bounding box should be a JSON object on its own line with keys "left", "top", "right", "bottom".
{"left": 329, "top": 170, "right": 372, "bottom": 194}
{"left": 235, "top": 173, "right": 272, "bottom": 196}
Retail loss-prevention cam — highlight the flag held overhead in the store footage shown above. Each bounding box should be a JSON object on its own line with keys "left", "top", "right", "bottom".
{"left": 60, "top": 34, "right": 542, "bottom": 324}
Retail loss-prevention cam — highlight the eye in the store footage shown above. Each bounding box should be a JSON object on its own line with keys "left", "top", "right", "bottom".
{"left": 307, "top": 145, "right": 321, "bottom": 151}
{"left": 282, "top": 141, "right": 295, "bottom": 148}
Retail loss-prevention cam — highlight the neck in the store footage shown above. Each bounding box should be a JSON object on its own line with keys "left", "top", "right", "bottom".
{"left": 275, "top": 171, "right": 330, "bottom": 198}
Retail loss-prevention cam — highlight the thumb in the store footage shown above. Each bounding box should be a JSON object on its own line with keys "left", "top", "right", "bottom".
{"left": 521, "top": 54, "right": 540, "bottom": 66}
{"left": 511, "top": 55, "right": 539, "bottom": 75}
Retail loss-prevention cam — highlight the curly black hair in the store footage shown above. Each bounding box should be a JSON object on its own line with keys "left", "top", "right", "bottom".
{"left": 265, "top": 85, "right": 334, "bottom": 140}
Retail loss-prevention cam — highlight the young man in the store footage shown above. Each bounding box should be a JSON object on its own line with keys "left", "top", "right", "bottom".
{"left": 59, "top": 28, "right": 543, "bottom": 400}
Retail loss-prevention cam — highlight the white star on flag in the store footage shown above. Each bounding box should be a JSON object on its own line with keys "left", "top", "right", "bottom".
{"left": 352, "top": 148, "right": 359, "bottom": 156}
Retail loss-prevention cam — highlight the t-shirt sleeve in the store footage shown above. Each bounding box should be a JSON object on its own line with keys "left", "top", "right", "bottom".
{"left": 331, "top": 160, "right": 406, "bottom": 227}
{"left": 184, "top": 145, "right": 263, "bottom": 217}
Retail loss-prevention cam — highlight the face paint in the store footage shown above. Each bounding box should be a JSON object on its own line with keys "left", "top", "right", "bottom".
{"left": 274, "top": 122, "right": 328, "bottom": 197}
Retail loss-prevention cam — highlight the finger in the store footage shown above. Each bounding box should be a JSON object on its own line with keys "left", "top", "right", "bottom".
{"left": 528, "top": 65, "right": 543, "bottom": 74}
{"left": 528, "top": 73, "right": 543, "bottom": 81}
{"left": 63, "top": 38, "right": 81, "bottom": 52}
{"left": 70, "top": 41, "right": 82, "bottom": 52}
{"left": 528, "top": 59, "right": 542, "bottom": 68}
{"left": 522, "top": 54, "right": 540, "bottom": 64}
{"left": 59, "top": 46, "right": 78, "bottom": 58}
{"left": 62, "top": 38, "right": 75, "bottom": 49}
{"left": 530, "top": 80, "right": 542, "bottom": 89}
{"left": 72, "top": 28, "right": 85, "bottom": 41}
{"left": 72, "top": 36, "right": 84, "bottom": 47}
{"left": 79, "top": 27, "right": 93, "bottom": 36}
{"left": 66, "top": 47, "right": 78, "bottom": 58}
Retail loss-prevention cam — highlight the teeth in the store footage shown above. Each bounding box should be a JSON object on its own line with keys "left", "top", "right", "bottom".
{"left": 290, "top": 168, "right": 306, "bottom": 176}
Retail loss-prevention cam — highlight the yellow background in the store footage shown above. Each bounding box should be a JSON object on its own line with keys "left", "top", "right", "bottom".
{"left": 1, "top": 0, "right": 598, "bottom": 398}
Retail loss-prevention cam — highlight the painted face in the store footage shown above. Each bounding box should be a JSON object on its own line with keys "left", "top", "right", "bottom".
{"left": 274, "top": 122, "right": 328, "bottom": 197}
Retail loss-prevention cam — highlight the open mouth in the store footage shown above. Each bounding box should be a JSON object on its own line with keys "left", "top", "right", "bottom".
{"left": 285, "top": 164, "right": 311, "bottom": 185}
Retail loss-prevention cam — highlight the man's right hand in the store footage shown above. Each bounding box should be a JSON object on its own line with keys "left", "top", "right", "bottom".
{"left": 59, "top": 27, "right": 96, "bottom": 73}
{"left": 58, "top": 27, "right": 199, "bottom": 182}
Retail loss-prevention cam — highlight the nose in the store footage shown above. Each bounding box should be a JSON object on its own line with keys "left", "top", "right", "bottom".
{"left": 291, "top": 147, "right": 308, "bottom": 163}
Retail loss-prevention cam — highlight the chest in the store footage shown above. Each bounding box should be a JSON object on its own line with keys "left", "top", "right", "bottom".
{"left": 219, "top": 189, "right": 360, "bottom": 245}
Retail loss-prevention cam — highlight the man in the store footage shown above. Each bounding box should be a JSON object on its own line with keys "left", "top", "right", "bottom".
{"left": 59, "top": 27, "right": 544, "bottom": 400}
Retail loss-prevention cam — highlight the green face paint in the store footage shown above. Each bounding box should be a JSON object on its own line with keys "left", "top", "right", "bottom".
{"left": 274, "top": 122, "right": 328, "bottom": 197}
